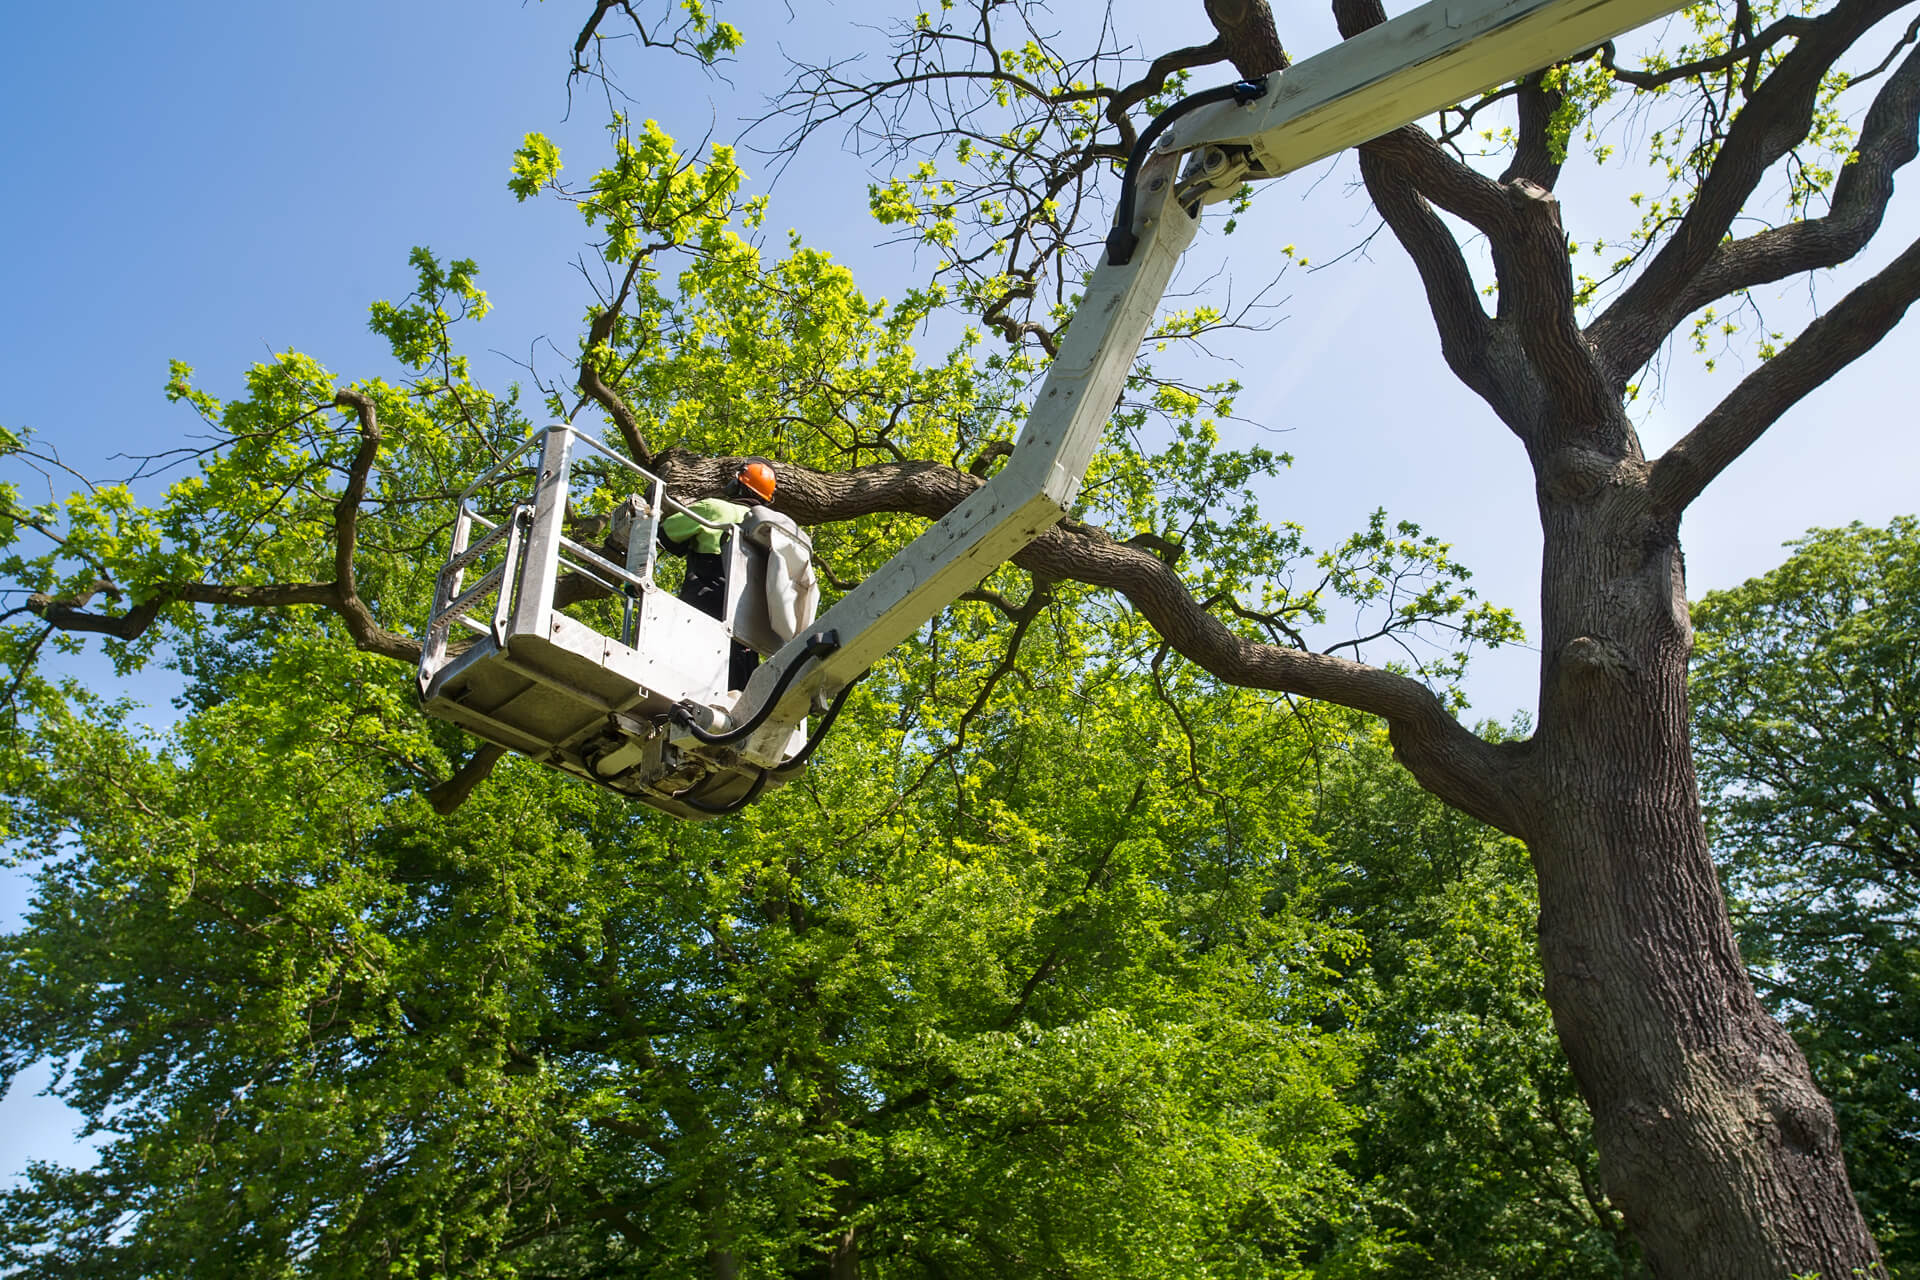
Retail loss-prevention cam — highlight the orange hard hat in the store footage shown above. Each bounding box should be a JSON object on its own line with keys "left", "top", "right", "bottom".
{"left": 737, "top": 457, "right": 776, "bottom": 502}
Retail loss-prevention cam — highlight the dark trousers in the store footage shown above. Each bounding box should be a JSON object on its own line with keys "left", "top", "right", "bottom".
{"left": 681, "top": 552, "right": 760, "bottom": 690}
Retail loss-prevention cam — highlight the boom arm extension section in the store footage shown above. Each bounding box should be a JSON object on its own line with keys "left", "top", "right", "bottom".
{"left": 729, "top": 0, "right": 1689, "bottom": 771}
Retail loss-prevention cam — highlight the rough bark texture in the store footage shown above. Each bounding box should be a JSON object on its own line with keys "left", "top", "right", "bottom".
{"left": 1202, "top": 0, "right": 1289, "bottom": 77}
{"left": 1525, "top": 448, "right": 1877, "bottom": 1275}
{"left": 1327, "top": 0, "right": 1903, "bottom": 1272}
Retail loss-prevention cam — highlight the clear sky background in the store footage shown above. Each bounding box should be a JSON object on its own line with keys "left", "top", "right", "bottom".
{"left": 2, "top": 0, "right": 1915, "bottom": 1184}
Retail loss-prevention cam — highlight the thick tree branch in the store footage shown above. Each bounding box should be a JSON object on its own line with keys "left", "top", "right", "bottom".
{"left": 29, "top": 579, "right": 420, "bottom": 661}
{"left": 426, "top": 744, "right": 508, "bottom": 815}
{"left": 331, "top": 391, "right": 381, "bottom": 591}
{"left": 27, "top": 394, "right": 420, "bottom": 665}
{"left": 1331, "top": 0, "right": 1389, "bottom": 41}
{"left": 27, "top": 419, "right": 1524, "bottom": 831}
{"left": 1649, "top": 228, "right": 1920, "bottom": 517}
{"left": 653, "top": 449, "right": 1529, "bottom": 833}
{"left": 1018, "top": 518, "right": 1530, "bottom": 834}
{"left": 26, "top": 580, "right": 157, "bottom": 641}
{"left": 1201, "top": 0, "right": 1289, "bottom": 79}
{"left": 1500, "top": 180, "right": 1621, "bottom": 418}
{"left": 327, "top": 391, "right": 418, "bottom": 661}
{"left": 1661, "top": 39, "right": 1920, "bottom": 322}
{"left": 1588, "top": 0, "right": 1914, "bottom": 382}
{"left": 1358, "top": 125, "right": 1512, "bottom": 235}
{"left": 1598, "top": 16, "right": 1818, "bottom": 91}
{"left": 1501, "top": 71, "right": 1569, "bottom": 189}
{"left": 1339, "top": 0, "right": 1617, "bottom": 432}
{"left": 1342, "top": 127, "right": 1607, "bottom": 426}
{"left": 965, "top": 439, "right": 1013, "bottom": 477}
{"left": 1124, "top": 530, "right": 1185, "bottom": 566}
{"left": 1103, "top": 41, "right": 1228, "bottom": 134}
{"left": 1362, "top": 131, "right": 1614, "bottom": 433}
{"left": 1354, "top": 141, "right": 1494, "bottom": 391}
{"left": 573, "top": 0, "right": 619, "bottom": 70}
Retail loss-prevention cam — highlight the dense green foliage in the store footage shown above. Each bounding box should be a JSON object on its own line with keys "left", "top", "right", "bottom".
{"left": 1304, "top": 733, "right": 1640, "bottom": 1278}
{"left": 1692, "top": 518, "right": 1920, "bottom": 1271}
{"left": 1, "top": 628, "right": 1628, "bottom": 1275}
{"left": 0, "top": 111, "right": 1582, "bottom": 1273}
{"left": 0, "top": 623, "right": 1344, "bottom": 1274}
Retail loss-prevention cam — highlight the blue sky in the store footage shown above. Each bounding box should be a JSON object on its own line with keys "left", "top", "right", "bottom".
{"left": 3, "top": 0, "right": 1916, "bottom": 1185}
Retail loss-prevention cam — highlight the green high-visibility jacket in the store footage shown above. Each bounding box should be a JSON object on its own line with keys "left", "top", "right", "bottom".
{"left": 661, "top": 499, "right": 750, "bottom": 556}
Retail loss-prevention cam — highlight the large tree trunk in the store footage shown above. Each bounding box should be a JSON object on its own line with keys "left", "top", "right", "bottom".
{"left": 1524, "top": 463, "right": 1884, "bottom": 1276}
{"left": 824, "top": 1153, "right": 862, "bottom": 1280}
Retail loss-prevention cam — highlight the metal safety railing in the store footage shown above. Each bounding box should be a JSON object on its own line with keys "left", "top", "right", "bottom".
{"left": 421, "top": 424, "right": 813, "bottom": 681}
{"left": 421, "top": 426, "right": 682, "bottom": 674}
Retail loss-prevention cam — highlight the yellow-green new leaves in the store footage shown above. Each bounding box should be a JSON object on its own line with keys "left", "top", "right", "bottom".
{"left": 157, "top": 354, "right": 344, "bottom": 581}
{"left": 868, "top": 162, "right": 959, "bottom": 251}
{"left": 1520, "top": 0, "right": 1869, "bottom": 361}
{"left": 522, "top": 122, "right": 1011, "bottom": 563}
{"left": 519, "top": 118, "right": 752, "bottom": 269}
{"left": 367, "top": 247, "right": 489, "bottom": 371}
{"left": 549, "top": 0, "right": 742, "bottom": 68}
{"left": 675, "top": 0, "right": 743, "bottom": 64}
{"left": 508, "top": 131, "right": 562, "bottom": 201}
{"left": 580, "top": 117, "right": 747, "bottom": 262}
{"left": 0, "top": 463, "right": 192, "bottom": 676}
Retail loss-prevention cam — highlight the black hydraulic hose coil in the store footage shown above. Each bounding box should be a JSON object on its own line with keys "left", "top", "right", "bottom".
{"left": 670, "top": 630, "right": 842, "bottom": 748}
{"left": 1105, "top": 75, "right": 1271, "bottom": 268}
{"left": 767, "top": 670, "right": 867, "bottom": 782}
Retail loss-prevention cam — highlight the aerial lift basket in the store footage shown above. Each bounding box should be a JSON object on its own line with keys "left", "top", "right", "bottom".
{"left": 417, "top": 424, "right": 809, "bottom": 819}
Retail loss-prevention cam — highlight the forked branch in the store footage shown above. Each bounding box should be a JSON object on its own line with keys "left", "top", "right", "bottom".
{"left": 1588, "top": 0, "right": 1915, "bottom": 382}
{"left": 1354, "top": 144, "right": 1494, "bottom": 397}
{"left": 1201, "top": 0, "right": 1289, "bottom": 79}
{"left": 25, "top": 394, "right": 421, "bottom": 664}
{"left": 1639, "top": 39, "right": 1920, "bottom": 336}
{"left": 1649, "top": 230, "right": 1920, "bottom": 517}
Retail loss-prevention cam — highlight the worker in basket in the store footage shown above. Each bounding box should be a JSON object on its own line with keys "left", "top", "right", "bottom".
{"left": 658, "top": 457, "right": 818, "bottom": 691}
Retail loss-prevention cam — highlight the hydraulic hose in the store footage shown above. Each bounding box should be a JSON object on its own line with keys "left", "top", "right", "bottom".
{"left": 673, "top": 667, "right": 865, "bottom": 815}
{"left": 670, "top": 630, "right": 841, "bottom": 748}
{"left": 1106, "top": 75, "right": 1270, "bottom": 267}
{"left": 767, "top": 670, "right": 867, "bottom": 782}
